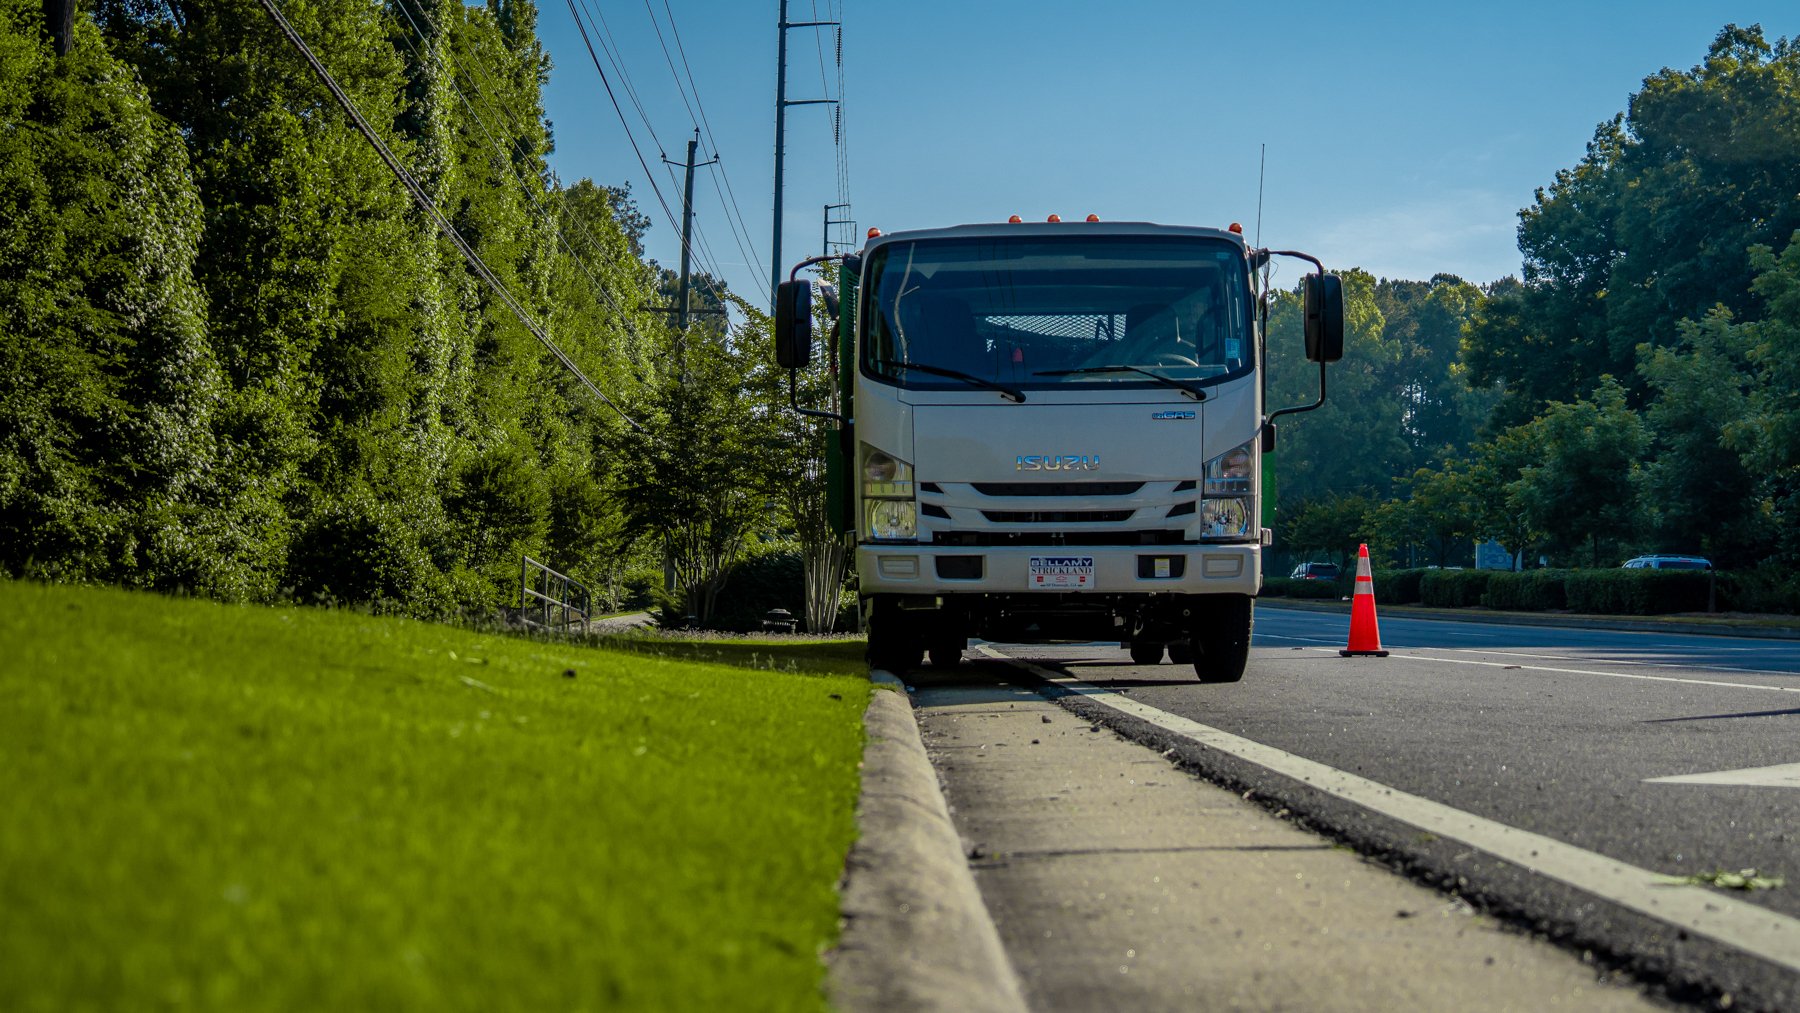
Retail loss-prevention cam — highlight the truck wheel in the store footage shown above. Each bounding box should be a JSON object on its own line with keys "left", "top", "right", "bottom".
{"left": 1167, "top": 640, "right": 1194, "bottom": 665}
{"left": 871, "top": 636, "right": 923, "bottom": 672}
{"left": 1191, "top": 595, "right": 1253, "bottom": 684}
{"left": 1128, "top": 641, "right": 1164, "bottom": 665}
{"left": 867, "top": 597, "right": 923, "bottom": 672}
{"left": 928, "top": 642, "right": 963, "bottom": 668}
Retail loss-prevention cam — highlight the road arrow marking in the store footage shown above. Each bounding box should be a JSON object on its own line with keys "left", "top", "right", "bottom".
{"left": 1647, "top": 762, "right": 1800, "bottom": 788}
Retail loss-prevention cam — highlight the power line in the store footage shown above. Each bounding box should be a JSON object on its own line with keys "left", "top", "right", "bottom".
{"left": 251, "top": 0, "right": 641, "bottom": 431}
{"left": 640, "top": 0, "right": 700, "bottom": 132}
{"left": 660, "top": 0, "right": 770, "bottom": 300}
{"left": 387, "top": 0, "right": 660, "bottom": 381}
{"left": 563, "top": 0, "right": 728, "bottom": 311}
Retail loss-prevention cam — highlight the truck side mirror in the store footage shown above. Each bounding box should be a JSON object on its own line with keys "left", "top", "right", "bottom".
{"left": 775, "top": 279, "right": 814, "bottom": 369}
{"left": 1302, "top": 274, "right": 1344, "bottom": 363}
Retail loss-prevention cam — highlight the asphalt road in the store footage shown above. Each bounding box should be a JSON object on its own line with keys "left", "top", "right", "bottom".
{"left": 963, "top": 604, "right": 1800, "bottom": 1010}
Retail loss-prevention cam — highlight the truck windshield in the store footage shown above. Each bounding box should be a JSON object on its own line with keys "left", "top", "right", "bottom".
{"left": 862, "top": 234, "right": 1253, "bottom": 393}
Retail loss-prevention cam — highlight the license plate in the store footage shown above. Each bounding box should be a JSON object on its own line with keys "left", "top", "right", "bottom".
{"left": 1029, "top": 556, "right": 1094, "bottom": 590}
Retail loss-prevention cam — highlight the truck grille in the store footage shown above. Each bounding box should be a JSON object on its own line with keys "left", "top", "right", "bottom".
{"left": 980, "top": 509, "right": 1134, "bottom": 524}
{"left": 932, "top": 530, "right": 1186, "bottom": 547}
{"left": 970, "top": 482, "right": 1144, "bottom": 497}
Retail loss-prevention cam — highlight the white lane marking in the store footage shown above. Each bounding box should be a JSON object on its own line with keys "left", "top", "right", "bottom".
{"left": 1346, "top": 648, "right": 1800, "bottom": 695}
{"left": 977, "top": 646, "right": 1800, "bottom": 974}
{"left": 1442, "top": 647, "right": 1800, "bottom": 679}
{"left": 1256, "top": 633, "right": 1343, "bottom": 645}
{"left": 1647, "top": 763, "right": 1800, "bottom": 788}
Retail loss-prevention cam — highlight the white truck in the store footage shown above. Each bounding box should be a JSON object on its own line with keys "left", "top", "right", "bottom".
{"left": 776, "top": 219, "right": 1343, "bottom": 679}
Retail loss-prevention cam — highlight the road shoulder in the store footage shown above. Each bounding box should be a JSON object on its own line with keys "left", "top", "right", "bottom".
{"left": 914, "top": 670, "right": 1661, "bottom": 1012}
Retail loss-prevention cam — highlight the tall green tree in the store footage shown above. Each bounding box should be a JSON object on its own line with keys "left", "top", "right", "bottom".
{"left": 1465, "top": 25, "right": 1800, "bottom": 424}
{"left": 1506, "top": 376, "right": 1648, "bottom": 567}
{"left": 1637, "top": 308, "right": 1765, "bottom": 565}
{"left": 1727, "top": 236, "right": 1800, "bottom": 565}
{"left": 0, "top": 1, "right": 230, "bottom": 593}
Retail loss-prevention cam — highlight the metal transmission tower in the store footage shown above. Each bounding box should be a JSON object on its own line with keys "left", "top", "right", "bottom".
{"left": 823, "top": 202, "right": 854, "bottom": 255}
{"left": 771, "top": 0, "right": 839, "bottom": 310}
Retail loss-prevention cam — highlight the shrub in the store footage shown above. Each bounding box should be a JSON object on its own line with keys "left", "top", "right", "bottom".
{"left": 1260, "top": 576, "right": 1338, "bottom": 598}
{"left": 619, "top": 565, "right": 665, "bottom": 610}
{"left": 708, "top": 544, "right": 805, "bottom": 633}
{"left": 286, "top": 496, "right": 447, "bottom": 614}
{"left": 1719, "top": 567, "right": 1800, "bottom": 615}
{"left": 1564, "top": 569, "right": 1712, "bottom": 614}
{"left": 1483, "top": 569, "right": 1571, "bottom": 611}
{"left": 1373, "top": 568, "right": 1429, "bottom": 604}
{"left": 1419, "top": 569, "right": 1492, "bottom": 608}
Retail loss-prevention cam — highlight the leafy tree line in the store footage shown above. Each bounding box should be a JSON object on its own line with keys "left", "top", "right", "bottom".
{"left": 1271, "top": 24, "right": 1800, "bottom": 610}
{"left": 0, "top": 0, "right": 736, "bottom": 617}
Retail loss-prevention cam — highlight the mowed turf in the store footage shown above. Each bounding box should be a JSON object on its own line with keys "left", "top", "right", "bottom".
{"left": 0, "top": 580, "right": 871, "bottom": 1011}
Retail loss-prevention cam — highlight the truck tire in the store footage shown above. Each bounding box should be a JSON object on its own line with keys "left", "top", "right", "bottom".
{"left": 867, "top": 596, "right": 923, "bottom": 672}
{"left": 1191, "top": 595, "right": 1252, "bottom": 684}
{"left": 1128, "top": 640, "right": 1164, "bottom": 665}
{"left": 928, "top": 642, "right": 963, "bottom": 668}
{"left": 1166, "top": 640, "right": 1194, "bottom": 664}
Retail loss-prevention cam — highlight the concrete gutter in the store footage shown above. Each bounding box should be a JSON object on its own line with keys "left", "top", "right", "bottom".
{"left": 828, "top": 672, "right": 1028, "bottom": 1013}
{"left": 1259, "top": 598, "right": 1800, "bottom": 640}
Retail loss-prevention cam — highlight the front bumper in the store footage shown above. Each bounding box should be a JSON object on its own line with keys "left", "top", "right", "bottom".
{"left": 856, "top": 542, "right": 1261, "bottom": 597}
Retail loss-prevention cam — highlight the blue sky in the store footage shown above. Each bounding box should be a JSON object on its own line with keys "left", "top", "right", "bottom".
{"left": 535, "top": 2, "right": 1797, "bottom": 309}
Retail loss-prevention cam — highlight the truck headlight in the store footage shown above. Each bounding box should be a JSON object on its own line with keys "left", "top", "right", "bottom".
{"left": 861, "top": 443, "right": 917, "bottom": 541}
{"left": 1204, "top": 440, "right": 1255, "bottom": 497}
{"left": 1200, "top": 440, "right": 1256, "bottom": 538}
{"left": 865, "top": 500, "right": 917, "bottom": 541}
{"left": 1201, "top": 497, "right": 1252, "bottom": 537}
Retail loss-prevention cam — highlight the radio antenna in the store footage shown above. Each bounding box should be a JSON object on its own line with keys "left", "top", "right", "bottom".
{"left": 1255, "top": 143, "right": 1267, "bottom": 251}
{"left": 1255, "top": 143, "right": 1272, "bottom": 295}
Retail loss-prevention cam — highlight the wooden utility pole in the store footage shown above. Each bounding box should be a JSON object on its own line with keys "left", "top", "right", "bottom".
{"left": 640, "top": 130, "right": 722, "bottom": 374}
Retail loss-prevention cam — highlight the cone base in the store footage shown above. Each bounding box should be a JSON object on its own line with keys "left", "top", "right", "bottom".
{"left": 1339, "top": 649, "right": 1389, "bottom": 657}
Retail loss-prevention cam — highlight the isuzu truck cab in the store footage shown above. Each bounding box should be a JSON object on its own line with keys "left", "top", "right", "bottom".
{"left": 776, "top": 219, "right": 1343, "bottom": 679}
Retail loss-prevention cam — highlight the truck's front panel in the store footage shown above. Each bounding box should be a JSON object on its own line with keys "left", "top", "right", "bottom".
{"left": 849, "top": 224, "right": 1265, "bottom": 623}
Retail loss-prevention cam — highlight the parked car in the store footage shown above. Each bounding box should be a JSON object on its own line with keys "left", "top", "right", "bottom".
{"left": 1621, "top": 555, "right": 1712, "bottom": 571}
{"left": 1289, "top": 562, "right": 1341, "bottom": 581}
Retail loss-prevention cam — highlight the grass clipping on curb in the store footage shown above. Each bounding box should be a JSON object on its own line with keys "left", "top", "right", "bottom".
{"left": 0, "top": 580, "right": 871, "bottom": 1012}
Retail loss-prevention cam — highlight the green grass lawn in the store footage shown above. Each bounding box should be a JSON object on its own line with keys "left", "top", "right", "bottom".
{"left": 0, "top": 580, "right": 871, "bottom": 1011}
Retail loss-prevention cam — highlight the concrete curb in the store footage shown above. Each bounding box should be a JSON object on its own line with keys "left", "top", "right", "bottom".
{"left": 1259, "top": 598, "right": 1800, "bottom": 640}
{"left": 827, "top": 672, "right": 1028, "bottom": 1013}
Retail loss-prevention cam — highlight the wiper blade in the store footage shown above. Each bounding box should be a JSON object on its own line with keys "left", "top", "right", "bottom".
{"left": 874, "top": 360, "right": 1026, "bottom": 403}
{"left": 1034, "top": 364, "right": 1206, "bottom": 401}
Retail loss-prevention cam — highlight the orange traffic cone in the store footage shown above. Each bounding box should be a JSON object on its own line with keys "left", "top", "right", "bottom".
{"left": 1340, "top": 543, "right": 1389, "bottom": 657}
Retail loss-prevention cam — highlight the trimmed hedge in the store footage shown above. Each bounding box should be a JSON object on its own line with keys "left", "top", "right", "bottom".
{"left": 1564, "top": 569, "right": 1712, "bottom": 615}
{"left": 1719, "top": 568, "right": 1800, "bottom": 614}
{"left": 1259, "top": 576, "right": 1343, "bottom": 599}
{"left": 1419, "top": 569, "right": 1493, "bottom": 608}
{"left": 1373, "top": 568, "right": 1429, "bottom": 605}
{"left": 1482, "top": 569, "right": 1572, "bottom": 611}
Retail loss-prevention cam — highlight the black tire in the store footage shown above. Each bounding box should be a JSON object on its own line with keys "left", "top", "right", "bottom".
{"left": 867, "top": 596, "right": 923, "bottom": 672}
{"left": 1191, "top": 595, "right": 1253, "bottom": 683}
{"left": 928, "top": 642, "right": 963, "bottom": 668}
{"left": 1128, "top": 640, "right": 1164, "bottom": 665}
{"left": 1167, "top": 640, "right": 1194, "bottom": 665}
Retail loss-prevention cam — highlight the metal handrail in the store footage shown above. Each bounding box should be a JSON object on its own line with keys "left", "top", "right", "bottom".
{"left": 520, "top": 555, "right": 592, "bottom": 631}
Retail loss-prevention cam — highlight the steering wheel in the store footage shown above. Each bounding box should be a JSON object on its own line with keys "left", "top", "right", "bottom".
{"left": 1146, "top": 351, "right": 1199, "bottom": 368}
